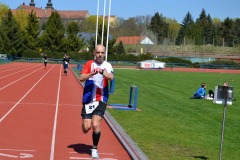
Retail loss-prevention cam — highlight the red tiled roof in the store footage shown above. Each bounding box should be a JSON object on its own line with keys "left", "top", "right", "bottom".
{"left": 11, "top": 4, "right": 88, "bottom": 19}
{"left": 58, "top": 10, "right": 89, "bottom": 19}
{"left": 116, "top": 36, "right": 145, "bottom": 45}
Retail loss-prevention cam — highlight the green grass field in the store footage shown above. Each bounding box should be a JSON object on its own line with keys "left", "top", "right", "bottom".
{"left": 106, "top": 69, "right": 240, "bottom": 160}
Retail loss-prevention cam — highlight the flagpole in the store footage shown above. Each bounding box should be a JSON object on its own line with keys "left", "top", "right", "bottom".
{"left": 105, "top": 0, "right": 112, "bottom": 61}
{"left": 95, "top": 0, "right": 100, "bottom": 48}
{"left": 101, "top": 0, "right": 106, "bottom": 45}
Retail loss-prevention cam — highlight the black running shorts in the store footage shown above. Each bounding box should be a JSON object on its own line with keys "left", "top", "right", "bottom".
{"left": 81, "top": 101, "right": 107, "bottom": 119}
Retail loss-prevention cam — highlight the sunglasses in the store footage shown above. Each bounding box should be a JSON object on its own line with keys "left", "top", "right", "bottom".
{"left": 96, "top": 51, "right": 105, "bottom": 54}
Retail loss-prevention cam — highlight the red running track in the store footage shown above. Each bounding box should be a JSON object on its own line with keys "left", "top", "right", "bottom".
{"left": 0, "top": 62, "right": 132, "bottom": 160}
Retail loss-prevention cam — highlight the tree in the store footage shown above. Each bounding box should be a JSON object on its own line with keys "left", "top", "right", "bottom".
{"left": 23, "top": 10, "right": 40, "bottom": 51}
{"left": 116, "top": 17, "right": 140, "bottom": 36}
{"left": 14, "top": 8, "right": 28, "bottom": 31}
{"left": 115, "top": 41, "right": 125, "bottom": 54}
{"left": 148, "top": 12, "right": 168, "bottom": 44}
{"left": 176, "top": 11, "right": 194, "bottom": 45}
{"left": 134, "top": 15, "right": 152, "bottom": 35}
{"left": 233, "top": 18, "right": 240, "bottom": 45}
{"left": 166, "top": 18, "right": 181, "bottom": 44}
{"left": 39, "top": 11, "right": 65, "bottom": 52}
{"left": 79, "top": 15, "right": 103, "bottom": 33}
{"left": 0, "top": 9, "right": 24, "bottom": 57}
{"left": 65, "top": 21, "right": 84, "bottom": 52}
{"left": 0, "top": 3, "right": 9, "bottom": 24}
{"left": 221, "top": 17, "right": 235, "bottom": 46}
{"left": 195, "top": 9, "right": 215, "bottom": 45}
{"left": 212, "top": 18, "right": 222, "bottom": 46}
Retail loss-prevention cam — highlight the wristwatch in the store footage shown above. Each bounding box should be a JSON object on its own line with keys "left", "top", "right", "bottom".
{"left": 100, "top": 69, "right": 104, "bottom": 75}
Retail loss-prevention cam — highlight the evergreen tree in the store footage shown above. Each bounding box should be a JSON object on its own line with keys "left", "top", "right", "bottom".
{"left": 65, "top": 21, "right": 84, "bottom": 52}
{"left": 221, "top": 17, "right": 235, "bottom": 46}
{"left": 175, "top": 26, "right": 185, "bottom": 45}
{"left": 233, "top": 18, "right": 240, "bottom": 45}
{"left": 148, "top": 12, "right": 168, "bottom": 44}
{"left": 195, "top": 9, "right": 215, "bottom": 45}
{"left": 24, "top": 10, "right": 40, "bottom": 51}
{"left": 183, "top": 12, "right": 195, "bottom": 43}
{"left": 204, "top": 14, "right": 215, "bottom": 45}
{"left": 39, "top": 11, "right": 65, "bottom": 52}
{"left": 0, "top": 9, "right": 24, "bottom": 57}
{"left": 115, "top": 41, "right": 125, "bottom": 54}
{"left": 176, "top": 11, "right": 194, "bottom": 45}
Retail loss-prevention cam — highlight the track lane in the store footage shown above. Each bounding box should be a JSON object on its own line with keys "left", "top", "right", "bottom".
{"left": 0, "top": 65, "right": 55, "bottom": 120}
{"left": 0, "top": 64, "right": 42, "bottom": 90}
{"left": 54, "top": 68, "right": 131, "bottom": 160}
{"left": 0, "top": 65, "right": 60, "bottom": 159}
{"left": 0, "top": 63, "right": 133, "bottom": 160}
{"left": 0, "top": 63, "right": 39, "bottom": 76}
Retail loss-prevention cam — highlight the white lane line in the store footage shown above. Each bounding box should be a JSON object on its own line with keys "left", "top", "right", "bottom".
{"left": 0, "top": 65, "right": 55, "bottom": 123}
{"left": 0, "top": 102, "right": 81, "bottom": 107}
{"left": 0, "top": 149, "right": 35, "bottom": 152}
{"left": 0, "top": 63, "right": 29, "bottom": 73}
{"left": 0, "top": 64, "right": 41, "bottom": 80}
{"left": 69, "top": 152, "right": 114, "bottom": 156}
{"left": 0, "top": 153, "right": 18, "bottom": 158}
{"left": 0, "top": 66, "right": 43, "bottom": 91}
{"left": 69, "top": 157, "right": 118, "bottom": 160}
{"left": 50, "top": 65, "right": 62, "bottom": 160}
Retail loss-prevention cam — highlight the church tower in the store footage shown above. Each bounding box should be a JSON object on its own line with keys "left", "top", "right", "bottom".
{"left": 29, "top": 0, "right": 35, "bottom": 6}
{"left": 46, "top": 0, "right": 54, "bottom": 9}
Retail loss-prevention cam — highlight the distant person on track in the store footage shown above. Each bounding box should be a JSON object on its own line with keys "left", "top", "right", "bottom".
{"left": 79, "top": 44, "right": 114, "bottom": 159}
{"left": 190, "top": 82, "right": 207, "bottom": 99}
{"left": 43, "top": 53, "right": 48, "bottom": 69}
{"left": 62, "top": 54, "right": 70, "bottom": 75}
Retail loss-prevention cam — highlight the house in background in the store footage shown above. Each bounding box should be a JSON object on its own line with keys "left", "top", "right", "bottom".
{"left": 11, "top": 0, "right": 89, "bottom": 25}
{"left": 11, "top": 0, "right": 117, "bottom": 27}
{"left": 116, "top": 36, "right": 155, "bottom": 45}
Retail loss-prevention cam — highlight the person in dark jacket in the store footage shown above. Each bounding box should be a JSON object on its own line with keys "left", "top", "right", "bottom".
{"left": 62, "top": 54, "right": 70, "bottom": 75}
{"left": 43, "top": 53, "right": 48, "bottom": 69}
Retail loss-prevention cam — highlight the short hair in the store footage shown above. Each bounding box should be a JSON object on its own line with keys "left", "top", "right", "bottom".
{"left": 201, "top": 83, "right": 206, "bottom": 87}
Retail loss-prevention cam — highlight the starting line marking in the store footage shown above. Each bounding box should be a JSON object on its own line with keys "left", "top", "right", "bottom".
{"left": 70, "top": 157, "right": 117, "bottom": 160}
{"left": 0, "top": 148, "right": 35, "bottom": 159}
{"left": 0, "top": 153, "right": 34, "bottom": 159}
{"left": 69, "top": 152, "right": 116, "bottom": 160}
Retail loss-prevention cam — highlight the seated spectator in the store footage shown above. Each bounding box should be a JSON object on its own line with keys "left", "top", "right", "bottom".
{"left": 190, "top": 83, "right": 206, "bottom": 99}
{"left": 223, "top": 81, "right": 228, "bottom": 86}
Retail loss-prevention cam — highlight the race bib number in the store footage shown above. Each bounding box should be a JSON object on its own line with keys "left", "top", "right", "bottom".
{"left": 65, "top": 61, "right": 68, "bottom": 64}
{"left": 44, "top": 60, "right": 47, "bottom": 62}
{"left": 85, "top": 101, "right": 99, "bottom": 114}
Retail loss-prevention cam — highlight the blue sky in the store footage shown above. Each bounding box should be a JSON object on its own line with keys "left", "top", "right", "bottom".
{"left": 1, "top": 0, "right": 240, "bottom": 23}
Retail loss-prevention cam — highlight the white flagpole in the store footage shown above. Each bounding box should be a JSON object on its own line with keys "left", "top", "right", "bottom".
{"left": 95, "top": 0, "right": 100, "bottom": 48}
{"left": 101, "top": 0, "right": 106, "bottom": 45}
{"left": 105, "top": 0, "right": 112, "bottom": 61}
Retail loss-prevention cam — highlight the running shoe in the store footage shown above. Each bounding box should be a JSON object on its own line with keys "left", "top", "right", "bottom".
{"left": 91, "top": 149, "right": 99, "bottom": 159}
